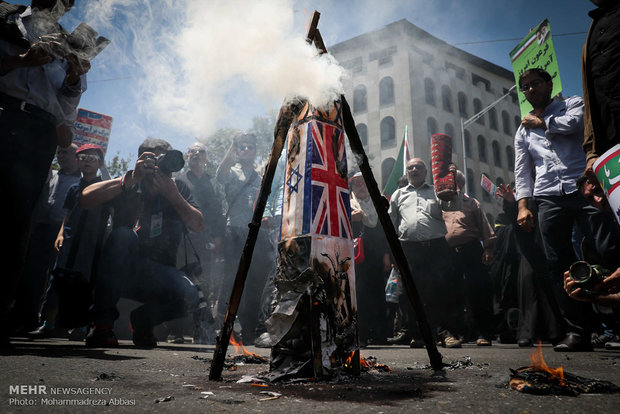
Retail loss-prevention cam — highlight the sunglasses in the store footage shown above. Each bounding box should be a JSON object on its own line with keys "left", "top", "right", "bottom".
{"left": 77, "top": 154, "right": 101, "bottom": 162}
{"left": 519, "top": 79, "right": 544, "bottom": 93}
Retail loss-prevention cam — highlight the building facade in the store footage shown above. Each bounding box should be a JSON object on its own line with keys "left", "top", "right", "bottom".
{"left": 330, "top": 19, "right": 521, "bottom": 222}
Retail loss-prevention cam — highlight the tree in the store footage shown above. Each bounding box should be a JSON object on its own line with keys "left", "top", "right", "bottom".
{"left": 105, "top": 151, "right": 133, "bottom": 178}
{"left": 200, "top": 113, "right": 278, "bottom": 177}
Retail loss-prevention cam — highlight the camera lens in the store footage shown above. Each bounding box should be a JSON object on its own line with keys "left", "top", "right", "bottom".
{"left": 569, "top": 261, "right": 592, "bottom": 283}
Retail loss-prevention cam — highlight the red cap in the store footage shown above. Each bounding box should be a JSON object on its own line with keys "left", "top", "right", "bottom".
{"left": 76, "top": 143, "right": 104, "bottom": 159}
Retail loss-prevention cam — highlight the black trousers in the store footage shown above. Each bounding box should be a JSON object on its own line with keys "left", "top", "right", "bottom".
{"left": 536, "top": 193, "right": 620, "bottom": 336}
{"left": 400, "top": 237, "right": 454, "bottom": 338}
{"left": 0, "top": 107, "right": 57, "bottom": 326}
{"left": 447, "top": 240, "right": 494, "bottom": 339}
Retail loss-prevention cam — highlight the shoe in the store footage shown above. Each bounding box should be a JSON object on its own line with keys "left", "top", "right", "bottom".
{"left": 592, "top": 333, "right": 617, "bottom": 348}
{"left": 605, "top": 341, "right": 620, "bottom": 350}
{"left": 130, "top": 311, "right": 157, "bottom": 348}
{"left": 166, "top": 334, "right": 185, "bottom": 344}
{"left": 409, "top": 339, "right": 424, "bottom": 348}
{"left": 553, "top": 333, "right": 592, "bottom": 352}
{"left": 85, "top": 324, "right": 119, "bottom": 348}
{"left": 26, "top": 325, "right": 68, "bottom": 339}
{"left": 68, "top": 327, "right": 87, "bottom": 341}
{"left": 253, "top": 332, "right": 274, "bottom": 348}
{"left": 443, "top": 336, "right": 462, "bottom": 348}
{"left": 438, "top": 331, "right": 462, "bottom": 348}
{"left": 387, "top": 331, "right": 410, "bottom": 345}
{"left": 476, "top": 337, "right": 492, "bottom": 346}
{"left": 518, "top": 338, "right": 532, "bottom": 348}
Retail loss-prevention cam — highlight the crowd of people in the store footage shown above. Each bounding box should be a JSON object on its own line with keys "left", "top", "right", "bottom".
{"left": 2, "top": 0, "right": 619, "bottom": 354}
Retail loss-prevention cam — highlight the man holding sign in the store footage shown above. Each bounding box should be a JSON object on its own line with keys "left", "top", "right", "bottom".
{"left": 513, "top": 68, "right": 620, "bottom": 352}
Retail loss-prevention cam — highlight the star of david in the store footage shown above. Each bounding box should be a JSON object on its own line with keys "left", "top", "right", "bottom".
{"left": 286, "top": 165, "right": 303, "bottom": 194}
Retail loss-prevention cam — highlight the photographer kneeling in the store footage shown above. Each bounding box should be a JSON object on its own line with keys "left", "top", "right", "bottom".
{"left": 81, "top": 138, "right": 204, "bottom": 348}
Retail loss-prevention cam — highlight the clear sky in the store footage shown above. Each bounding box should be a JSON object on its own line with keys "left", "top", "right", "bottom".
{"left": 8, "top": 0, "right": 596, "bottom": 162}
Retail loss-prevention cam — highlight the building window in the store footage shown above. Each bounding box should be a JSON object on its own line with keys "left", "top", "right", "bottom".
{"left": 464, "top": 130, "right": 472, "bottom": 158}
{"left": 424, "top": 78, "right": 436, "bottom": 106}
{"left": 492, "top": 140, "right": 502, "bottom": 167}
{"left": 379, "top": 76, "right": 394, "bottom": 106}
{"left": 427, "top": 117, "right": 438, "bottom": 142}
{"left": 353, "top": 85, "right": 367, "bottom": 113}
{"left": 502, "top": 110, "right": 512, "bottom": 135}
{"left": 489, "top": 108, "right": 498, "bottom": 130}
{"left": 472, "top": 73, "right": 491, "bottom": 91}
{"left": 467, "top": 168, "right": 476, "bottom": 197}
{"left": 514, "top": 115, "right": 521, "bottom": 132}
{"left": 506, "top": 146, "right": 515, "bottom": 171}
{"left": 473, "top": 98, "right": 484, "bottom": 125}
{"left": 381, "top": 157, "right": 396, "bottom": 189}
{"left": 380, "top": 116, "right": 396, "bottom": 149}
{"left": 356, "top": 123, "right": 368, "bottom": 147}
{"left": 444, "top": 123, "right": 454, "bottom": 138}
{"left": 441, "top": 85, "right": 452, "bottom": 113}
{"left": 477, "top": 135, "right": 487, "bottom": 163}
{"left": 458, "top": 92, "right": 468, "bottom": 118}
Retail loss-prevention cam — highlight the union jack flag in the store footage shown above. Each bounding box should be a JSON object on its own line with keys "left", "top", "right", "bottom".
{"left": 309, "top": 121, "right": 352, "bottom": 238}
{"left": 280, "top": 100, "right": 352, "bottom": 240}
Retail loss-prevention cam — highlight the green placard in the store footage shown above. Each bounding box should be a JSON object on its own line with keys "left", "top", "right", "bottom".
{"left": 509, "top": 19, "right": 562, "bottom": 117}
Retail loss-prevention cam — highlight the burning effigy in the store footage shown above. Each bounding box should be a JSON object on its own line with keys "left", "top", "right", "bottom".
{"left": 264, "top": 98, "right": 360, "bottom": 381}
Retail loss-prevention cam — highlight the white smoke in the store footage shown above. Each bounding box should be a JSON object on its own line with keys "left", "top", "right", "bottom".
{"left": 77, "top": 0, "right": 346, "bottom": 137}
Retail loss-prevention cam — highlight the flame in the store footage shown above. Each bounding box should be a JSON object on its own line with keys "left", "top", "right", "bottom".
{"left": 344, "top": 351, "right": 391, "bottom": 372}
{"left": 229, "top": 333, "right": 260, "bottom": 358}
{"left": 530, "top": 341, "right": 565, "bottom": 386}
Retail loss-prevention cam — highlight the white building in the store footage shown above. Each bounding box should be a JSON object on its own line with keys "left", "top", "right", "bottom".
{"left": 330, "top": 19, "right": 521, "bottom": 222}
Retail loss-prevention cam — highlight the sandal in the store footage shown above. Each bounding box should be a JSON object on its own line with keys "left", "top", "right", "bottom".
{"left": 476, "top": 338, "right": 492, "bottom": 346}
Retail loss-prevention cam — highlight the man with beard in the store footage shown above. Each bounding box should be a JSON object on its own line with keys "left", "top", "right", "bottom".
{"left": 514, "top": 68, "right": 620, "bottom": 351}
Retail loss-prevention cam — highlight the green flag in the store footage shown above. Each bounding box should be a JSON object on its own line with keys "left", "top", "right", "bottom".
{"left": 383, "top": 125, "right": 410, "bottom": 200}
{"left": 509, "top": 19, "right": 562, "bottom": 117}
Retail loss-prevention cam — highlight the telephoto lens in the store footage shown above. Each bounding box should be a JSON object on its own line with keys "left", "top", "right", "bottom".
{"left": 155, "top": 150, "right": 185, "bottom": 175}
{"left": 569, "top": 261, "right": 609, "bottom": 296}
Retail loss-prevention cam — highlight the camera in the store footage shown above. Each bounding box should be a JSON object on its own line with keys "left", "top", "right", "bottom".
{"left": 569, "top": 261, "right": 610, "bottom": 296}
{"left": 155, "top": 150, "right": 185, "bottom": 175}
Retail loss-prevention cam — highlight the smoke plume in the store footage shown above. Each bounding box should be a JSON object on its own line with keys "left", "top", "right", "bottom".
{"left": 78, "top": 0, "right": 346, "bottom": 137}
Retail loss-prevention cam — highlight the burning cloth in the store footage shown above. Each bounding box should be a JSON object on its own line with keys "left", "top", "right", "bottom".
{"left": 265, "top": 98, "right": 359, "bottom": 380}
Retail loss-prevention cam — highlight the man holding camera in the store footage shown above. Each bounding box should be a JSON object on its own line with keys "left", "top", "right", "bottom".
{"left": 0, "top": 0, "right": 89, "bottom": 349}
{"left": 80, "top": 138, "right": 204, "bottom": 348}
{"left": 514, "top": 68, "right": 620, "bottom": 351}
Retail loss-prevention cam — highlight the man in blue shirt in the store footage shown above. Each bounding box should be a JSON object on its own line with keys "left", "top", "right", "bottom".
{"left": 514, "top": 68, "right": 620, "bottom": 352}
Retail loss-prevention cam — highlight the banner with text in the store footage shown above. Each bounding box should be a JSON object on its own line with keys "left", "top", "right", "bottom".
{"left": 74, "top": 108, "right": 113, "bottom": 156}
{"left": 509, "top": 19, "right": 562, "bottom": 117}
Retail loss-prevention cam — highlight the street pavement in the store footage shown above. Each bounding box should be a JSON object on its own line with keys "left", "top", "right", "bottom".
{"left": 2, "top": 337, "right": 620, "bottom": 413}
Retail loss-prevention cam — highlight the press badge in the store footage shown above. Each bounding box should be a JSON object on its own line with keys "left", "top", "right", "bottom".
{"left": 150, "top": 211, "right": 163, "bottom": 238}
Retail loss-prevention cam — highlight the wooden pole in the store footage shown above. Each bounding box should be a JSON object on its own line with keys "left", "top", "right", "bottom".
{"left": 208, "top": 101, "right": 303, "bottom": 381}
{"left": 340, "top": 96, "right": 443, "bottom": 370}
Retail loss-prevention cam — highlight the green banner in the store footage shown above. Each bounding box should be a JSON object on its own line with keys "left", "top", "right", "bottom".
{"left": 509, "top": 19, "right": 562, "bottom": 117}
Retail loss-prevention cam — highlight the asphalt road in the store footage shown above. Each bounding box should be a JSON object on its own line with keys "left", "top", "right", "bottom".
{"left": 2, "top": 337, "right": 620, "bottom": 413}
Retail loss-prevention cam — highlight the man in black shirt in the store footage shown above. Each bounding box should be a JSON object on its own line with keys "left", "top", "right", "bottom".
{"left": 80, "top": 138, "right": 204, "bottom": 348}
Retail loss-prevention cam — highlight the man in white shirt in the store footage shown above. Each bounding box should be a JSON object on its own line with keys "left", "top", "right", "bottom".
{"left": 388, "top": 158, "right": 461, "bottom": 348}
{"left": 514, "top": 68, "right": 620, "bottom": 351}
